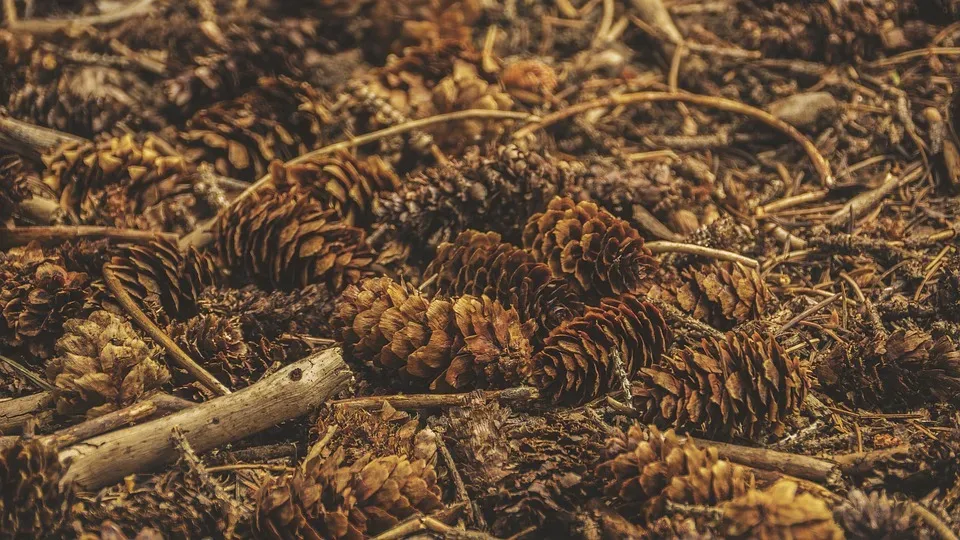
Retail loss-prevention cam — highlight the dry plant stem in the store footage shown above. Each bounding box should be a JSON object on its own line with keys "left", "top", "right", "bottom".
{"left": 512, "top": 92, "right": 834, "bottom": 187}
{"left": 826, "top": 166, "right": 922, "bottom": 227}
{"left": 0, "top": 226, "right": 177, "bottom": 249}
{"left": 646, "top": 241, "right": 759, "bottom": 268}
{"left": 777, "top": 292, "right": 841, "bottom": 335}
{"left": 0, "top": 115, "right": 87, "bottom": 160}
{"left": 59, "top": 347, "right": 352, "bottom": 489}
{"left": 330, "top": 387, "right": 540, "bottom": 412}
{"left": 0, "top": 391, "right": 53, "bottom": 433}
{"left": 179, "top": 108, "right": 535, "bottom": 250}
{"left": 632, "top": 205, "right": 683, "bottom": 241}
{"left": 41, "top": 400, "right": 157, "bottom": 449}
{"left": 103, "top": 265, "right": 231, "bottom": 397}
{"left": 0, "top": 353, "right": 53, "bottom": 391}
{"left": 697, "top": 438, "right": 840, "bottom": 484}
{"left": 629, "top": 0, "right": 683, "bottom": 48}
{"left": 908, "top": 501, "right": 959, "bottom": 540}
{"left": 6, "top": 0, "right": 157, "bottom": 34}
{"left": 437, "top": 436, "right": 483, "bottom": 528}
{"left": 648, "top": 298, "right": 724, "bottom": 340}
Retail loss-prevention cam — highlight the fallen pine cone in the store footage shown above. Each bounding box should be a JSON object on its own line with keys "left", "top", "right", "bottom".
{"left": 673, "top": 261, "right": 772, "bottom": 330}
{"left": 597, "top": 423, "right": 753, "bottom": 521}
{"left": 1, "top": 437, "right": 73, "bottom": 538}
{"left": 254, "top": 448, "right": 443, "bottom": 539}
{"left": 425, "top": 229, "right": 584, "bottom": 345}
{"left": 522, "top": 196, "right": 658, "bottom": 299}
{"left": 720, "top": 480, "right": 843, "bottom": 540}
{"left": 632, "top": 331, "right": 810, "bottom": 439}
{"left": 333, "top": 277, "right": 531, "bottom": 391}
{"left": 523, "top": 294, "right": 670, "bottom": 404}
{"left": 834, "top": 490, "right": 916, "bottom": 540}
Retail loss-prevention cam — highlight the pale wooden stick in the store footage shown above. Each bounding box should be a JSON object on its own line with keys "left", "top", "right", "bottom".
{"left": 0, "top": 226, "right": 176, "bottom": 249}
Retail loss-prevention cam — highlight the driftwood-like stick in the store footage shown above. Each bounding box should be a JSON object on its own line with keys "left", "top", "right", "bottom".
{"left": 0, "top": 391, "right": 53, "bottom": 433}
{"left": 40, "top": 400, "right": 157, "bottom": 449}
{"left": 646, "top": 241, "right": 759, "bottom": 268}
{"left": 330, "top": 387, "right": 539, "bottom": 412}
{"left": 6, "top": 0, "right": 157, "bottom": 34}
{"left": 692, "top": 437, "right": 841, "bottom": 484}
{"left": 0, "top": 115, "right": 86, "bottom": 159}
{"left": 60, "top": 348, "right": 352, "bottom": 489}
{"left": 0, "top": 226, "right": 177, "bottom": 249}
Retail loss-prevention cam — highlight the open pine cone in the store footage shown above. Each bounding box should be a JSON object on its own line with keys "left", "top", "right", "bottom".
{"left": 673, "top": 261, "right": 772, "bottom": 329}
{"left": 597, "top": 424, "right": 753, "bottom": 521}
{"left": 106, "top": 237, "right": 219, "bottom": 324}
{"left": 216, "top": 182, "right": 375, "bottom": 292}
{"left": 522, "top": 197, "right": 658, "bottom": 298}
{"left": 0, "top": 245, "right": 91, "bottom": 359}
{"left": 0, "top": 154, "right": 35, "bottom": 224}
{"left": 1, "top": 437, "right": 73, "bottom": 538}
{"left": 633, "top": 331, "right": 809, "bottom": 439}
{"left": 720, "top": 481, "right": 843, "bottom": 540}
{"left": 254, "top": 448, "right": 443, "bottom": 539}
{"left": 817, "top": 329, "right": 960, "bottom": 411}
{"left": 834, "top": 490, "right": 916, "bottom": 540}
{"left": 168, "top": 313, "right": 262, "bottom": 390}
{"left": 317, "top": 403, "right": 438, "bottom": 467}
{"left": 271, "top": 152, "right": 401, "bottom": 228}
{"left": 47, "top": 310, "right": 169, "bottom": 418}
{"left": 428, "top": 59, "right": 514, "bottom": 149}
{"left": 425, "top": 230, "right": 584, "bottom": 344}
{"left": 332, "top": 277, "right": 531, "bottom": 391}
{"left": 523, "top": 294, "right": 670, "bottom": 404}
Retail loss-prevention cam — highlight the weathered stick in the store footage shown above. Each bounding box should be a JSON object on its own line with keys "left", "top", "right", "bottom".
{"left": 0, "top": 115, "right": 86, "bottom": 160}
{"left": 826, "top": 165, "right": 923, "bottom": 227}
{"left": 60, "top": 348, "right": 352, "bottom": 489}
{"left": 5, "top": 0, "right": 157, "bottom": 34}
{"left": 0, "top": 226, "right": 177, "bottom": 249}
{"left": 330, "top": 387, "right": 539, "bottom": 412}
{"left": 0, "top": 391, "right": 53, "bottom": 433}
{"left": 694, "top": 438, "right": 840, "bottom": 484}
{"left": 646, "top": 241, "right": 759, "bottom": 268}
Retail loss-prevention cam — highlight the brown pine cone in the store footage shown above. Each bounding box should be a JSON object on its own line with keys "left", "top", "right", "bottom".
{"left": 817, "top": 329, "right": 960, "bottom": 411}
{"left": 106, "top": 237, "right": 219, "bottom": 324}
{"left": 720, "top": 481, "right": 843, "bottom": 540}
{"left": 271, "top": 152, "right": 401, "bottom": 228}
{"left": 46, "top": 311, "right": 169, "bottom": 418}
{"left": 41, "top": 134, "right": 197, "bottom": 229}
{"left": 317, "top": 403, "right": 438, "bottom": 467}
{"left": 425, "top": 230, "right": 584, "bottom": 344}
{"left": 374, "top": 145, "right": 578, "bottom": 263}
{"left": 0, "top": 154, "right": 36, "bottom": 224}
{"left": 428, "top": 59, "right": 514, "bottom": 150}
{"left": 834, "top": 490, "right": 916, "bottom": 540}
{"left": 168, "top": 313, "right": 263, "bottom": 390}
{"left": 633, "top": 331, "right": 809, "bottom": 439}
{"left": 674, "top": 261, "right": 772, "bottom": 329}
{"left": 254, "top": 448, "right": 443, "bottom": 539}
{"left": 177, "top": 77, "right": 334, "bottom": 181}
{"left": 523, "top": 294, "right": 670, "bottom": 404}
{"left": 522, "top": 197, "right": 658, "bottom": 298}
{"left": 597, "top": 424, "right": 753, "bottom": 521}
{"left": 217, "top": 183, "right": 374, "bottom": 292}
{"left": 0, "top": 245, "right": 91, "bottom": 359}
{"left": 1, "top": 437, "right": 73, "bottom": 537}
{"left": 333, "top": 277, "right": 531, "bottom": 391}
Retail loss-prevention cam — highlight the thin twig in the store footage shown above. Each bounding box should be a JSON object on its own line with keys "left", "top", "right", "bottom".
{"left": 645, "top": 241, "right": 759, "bottom": 268}
{"left": 908, "top": 501, "right": 959, "bottom": 540}
{"left": 437, "top": 437, "right": 485, "bottom": 529}
{"left": 179, "top": 108, "right": 535, "bottom": 250}
{"left": 512, "top": 91, "right": 834, "bottom": 187}
{"left": 6, "top": 0, "right": 158, "bottom": 33}
{"left": 648, "top": 298, "right": 724, "bottom": 340}
{"left": 777, "top": 293, "right": 841, "bottom": 335}
{"left": 0, "top": 354, "right": 53, "bottom": 391}
{"left": 0, "top": 226, "right": 176, "bottom": 249}
{"left": 331, "top": 387, "right": 540, "bottom": 411}
{"left": 102, "top": 265, "right": 231, "bottom": 396}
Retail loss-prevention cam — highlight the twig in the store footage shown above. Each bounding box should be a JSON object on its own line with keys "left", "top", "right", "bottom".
{"left": 826, "top": 166, "right": 923, "bottom": 227}
{"left": 0, "top": 226, "right": 177, "bottom": 249}
{"left": 645, "top": 241, "right": 759, "bottom": 268}
{"left": 0, "top": 354, "right": 53, "bottom": 391}
{"left": 512, "top": 92, "right": 834, "bottom": 187}
{"left": 179, "top": 108, "right": 535, "bottom": 250}
{"left": 868, "top": 46, "right": 960, "bottom": 68}
{"left": 908, "top": 501, "right": 959, "bottom": 540}
{"left": 629, "top": 0, "right": 683, "bottom": 48}
{"left": 102, "top": 265, "right": 231, "bottom": 396}
{"left": 6, "top": 0, "right": 158, "bottom": 33}
{"left": 777, "top": 293, "right": 841, "bottom": 335}
{"left": 438, "top": 436, "right": 483, "bottom": 528}
{"left": 647, "top": 298, "right": 724, "bottom": 340}
{"left": 205, "top": 463, "right": 294, "bottom": 474}
{"left": 0, "top": 391, "right": 53, "bottom": 433}
{"left": 41, "top": 400, "right": 157, "bottom": 449}
{"left": 0, "top": 115, "right": 86, "bottom": 160}
{"left": 331, "top": 387, "right": 539, "bottom": 411}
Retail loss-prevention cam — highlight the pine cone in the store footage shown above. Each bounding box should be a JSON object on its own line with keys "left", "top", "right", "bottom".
{"left": 522, "top": 197, "right": 658, "bottom": 298}
{"left": 374, "top": 145, "right": 576, "bottom": 263}
{"left": 720, "top": 481, "right": 843, "bottom": 540}
{"left": 574, "top": 160, "right": 678, "bottom": 221}
{"left": 254, "top": 448, "right": 443, "bottom": 539}
{"left": 317, "top": 403, "right": 438, "bottom": 467}
{"left": 597, "top": 424, "right": 753, "bottom": 521}
{"left": 106, "top": 237, "right": 219, "bottom": 324}
{"left": 817, "top": 329, "right": 960, "bottom": 411}
{"left": 168, "top": 313, "right": 261, "bottom": 390}
{"left": 426, "top": 230, "right": 584, "bottom": 344}
{"left": 0, "top": 437, "right": 73, "bottom": 538}
{"left": 674, "top": 262, "right": 772, "bottom": 329}
{"left": 0, "top": 245, "right": 91, "bottom": 359}
{"left": 41, "top": 134, "right": 197, "bottom": 229}
{"left": 332, "top": 277, "right": 531, "bottom": 391}
{"left": 80, "top": 521, "right": 164, "bottom": 540}
{"left": 0, "top": 154, "right": 35, "bottom": 223}
{"left": 523, "top": 295, "right": 670, "bottom": 404}
{"left": 428, "top": 59, "right": 514, "bottom": 149}
{"left": 633, "top": 331, "right": 810, "bottom": 439}
{"left": 834, "top": 490, "right": 916, "bottom": 540}
{"left": 46, "top": 311, "right": 169, "bottom": 418}
{"left": 217, "top": 182, "right": 374, "bottom": 292}
{"left": 271, "top": 152, "right": 401, "bottom": 228}
{"left": 177, "top": 77, "right": 334, "bottom": 181}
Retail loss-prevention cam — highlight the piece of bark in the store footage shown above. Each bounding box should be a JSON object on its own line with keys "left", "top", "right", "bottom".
{"left": 0, "top": 391, "right": 53, "bottom": 434}
{"left": 60, "top": 347, "right": 352, "bottom": 489}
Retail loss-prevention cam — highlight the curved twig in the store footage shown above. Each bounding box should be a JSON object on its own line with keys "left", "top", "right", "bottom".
{"left": 512, "top": 91, "right": 834, "bottom": 187}
{"left": 5, "top": 0, "right": 158, "bottom": 34}
{"left": 645, "top": 241, "right": 759, "bottom": 268}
